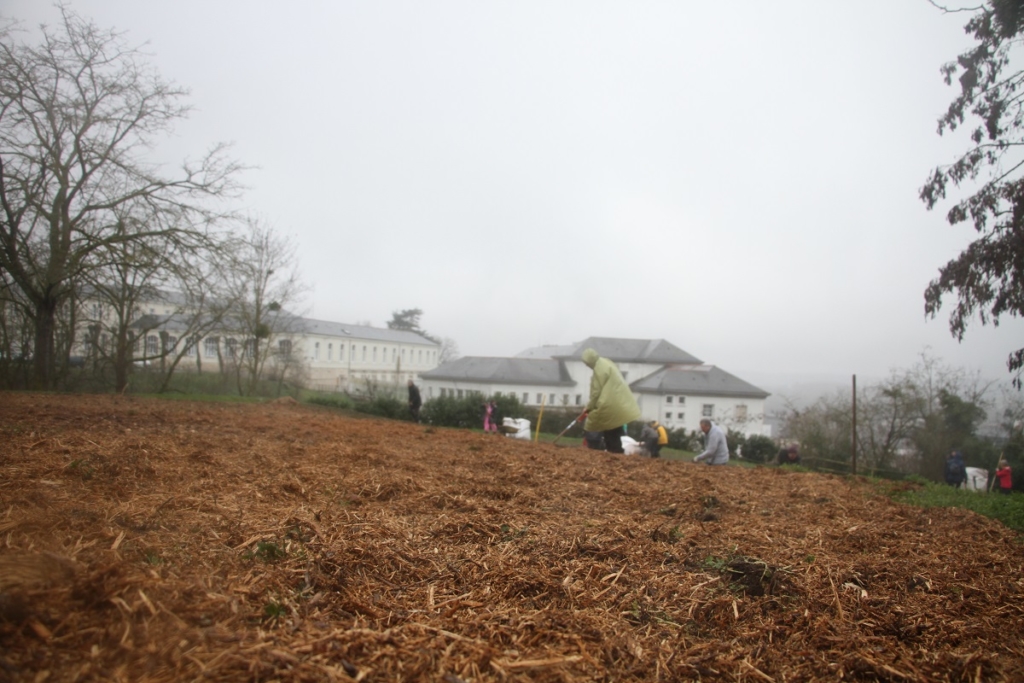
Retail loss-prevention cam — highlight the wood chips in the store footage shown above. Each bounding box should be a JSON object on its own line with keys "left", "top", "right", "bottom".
{"left": 1, "top": 393, "right": 1022, "bottom": 682}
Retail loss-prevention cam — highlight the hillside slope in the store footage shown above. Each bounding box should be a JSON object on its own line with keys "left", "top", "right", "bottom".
{"left": 1, "top": 393, "right": 1021, "bottom": 682}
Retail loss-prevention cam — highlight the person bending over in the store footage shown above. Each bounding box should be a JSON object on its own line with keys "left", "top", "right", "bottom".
{"left": 694, "top": 418, "right": 729, "bottom": 465}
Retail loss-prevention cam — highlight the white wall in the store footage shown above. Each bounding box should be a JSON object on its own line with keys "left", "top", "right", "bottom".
{"left": 304, "top": 337, "right": 438, "bottom": 392}
{"left": 564, "top": 359, "right": 662, "bottom": 391}
{"left": 419, "top": 379, "right": 585, "bottom": 408}
{"left": 640, "top": 393, "right": 768, "bottom": 436}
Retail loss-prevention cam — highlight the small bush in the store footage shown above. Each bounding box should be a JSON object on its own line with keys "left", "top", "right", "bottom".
{"left": 743, "top": 435, "right": 777, "bottom": 463}
{"left": 421, "top": 395, "right": 485, "bottom": 428}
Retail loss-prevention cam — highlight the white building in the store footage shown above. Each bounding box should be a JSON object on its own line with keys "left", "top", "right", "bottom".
{"left": 78, "top": 289, "right": 439, "bottom": 393}
{"left": 295, "top": 319, "right": 439, "bottom": 393}
{"left": 419, "top": 336, "right": 770, "bottom": 436}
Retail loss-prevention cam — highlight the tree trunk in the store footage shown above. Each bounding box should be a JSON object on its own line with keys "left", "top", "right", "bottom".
{"left": 32, "top": 298, "right": 58, "bottom": 390}
{"left": 113, "top": 330, "right": 133, "bottom": 394}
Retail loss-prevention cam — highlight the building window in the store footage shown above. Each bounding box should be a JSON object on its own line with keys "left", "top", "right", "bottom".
{"left": 373, "top": 347, "right": 377, "bottom": 362}
{"left": 523, "top": 392, "right": 529, "bottom": 404}
{"left": 314, "top": 342, "right": 320, "bottom": 360}
{"left": 549, "top": 393, "right": 555, "bottom": 405}
{"left": 243, "top": 338, "right": 256, "bottom": 359}
{"left": 678, "top": 412, "right": 684, "bottom": 420}
{"left": 536, "top": 393, "right": 543, "bottom": 404}
{"left": 164, "top": 335, "right": 177, "bottom": 352}
{"left": 402, "top": 348, "right": 406, "bottom": 361}
{"left": 327, "top": 343, "right": 332, "bottom": 360}
{"left": 204, "top": 338, "right": 218, "bottom": 357}
{"left": 562, "top": 394, "right": 569, "bottom": 405}
{"left": 736, "top": 405, "right": 748, "bottom": 420}
{"left": 665, "top": 412, "right": 672, "bottom": 420}
{"left": 279, "top": 339, "right": 292, "bottom": 356}
{"left": 362, "top": 346, "right": 366, "bottom": 361}
{"left": 440, "top": 388, "right": 446, "bottom": 397}
{"left": 391, "top": 348, "right": 396, "bottom": 362}
{"left": 419, "top": 350, "right": 423, "bottom": 363}
{"left": 666, "top": 396, "right": 673, "bottom": 403}
{"left": 184, "top": 335, "right": 197, "bottom": 357}
{"left": 340, "top": 344, "right": 345, "bottom": 361}
{"left": 457, "top": 389, "right": 464, "bottom": 399}
{"left": 678, "top": 396, "right": 686, "bottom": 404}
{"left": 576, "top": 394, "right": 582, "bottom": 405}
{"left": 702, "top": 404, "right": 714, "bottom": 418}
{"left": 225, "top": 337, "right": 238, "bottom": 358}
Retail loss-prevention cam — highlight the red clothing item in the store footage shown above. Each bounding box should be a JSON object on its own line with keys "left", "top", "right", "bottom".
{"left": 996, "top": 466, "right": 1013, "bottom": 491}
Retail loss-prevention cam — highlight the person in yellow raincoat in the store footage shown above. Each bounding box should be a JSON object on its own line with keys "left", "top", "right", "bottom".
{"left": 578, "top": 348, "right": 641, "bottom": 454}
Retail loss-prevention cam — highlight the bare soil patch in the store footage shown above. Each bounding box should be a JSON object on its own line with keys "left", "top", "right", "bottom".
{"left": 1, "top": 393, "right": 1022, "bottom": 682}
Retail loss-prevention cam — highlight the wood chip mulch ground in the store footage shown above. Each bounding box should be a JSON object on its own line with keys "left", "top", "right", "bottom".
{"left": 1, "top": 392, "right": 1023, "bottom": 682}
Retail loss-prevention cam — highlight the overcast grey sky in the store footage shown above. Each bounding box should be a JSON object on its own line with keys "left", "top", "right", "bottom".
{"left": 6, "top": 1, "right": 1021, "bottom": 387}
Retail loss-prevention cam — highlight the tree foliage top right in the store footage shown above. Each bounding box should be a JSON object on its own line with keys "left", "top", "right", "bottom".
{"left": 921, "top": 0, "right": 1024, "bottom": 386}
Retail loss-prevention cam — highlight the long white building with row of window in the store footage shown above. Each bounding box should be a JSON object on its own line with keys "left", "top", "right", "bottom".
{"left": 78, "top": 291, "right": 439, "bottom": 393}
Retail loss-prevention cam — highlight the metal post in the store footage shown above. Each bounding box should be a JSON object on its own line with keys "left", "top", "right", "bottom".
{"left": 851, "top": 374, "right": 857, "bottom": 476}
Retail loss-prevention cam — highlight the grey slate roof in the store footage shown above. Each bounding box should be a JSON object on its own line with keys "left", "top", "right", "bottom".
{"left": 129, "top": 313, "right": 436, "bottom": 346}
{"left": 295, "top": 318, "right": 436, "bottom": 346}
{"left": 421, "top": 357, "right": 574, "bottom": 386}
{"left": 515, "top": 344, "right": 577, "bottom": 359}
{"left": 547, "top": 337, "right": 703, "bottom": 365}
{"left": 631, "top": 365, "right": 769, "bottom": 398}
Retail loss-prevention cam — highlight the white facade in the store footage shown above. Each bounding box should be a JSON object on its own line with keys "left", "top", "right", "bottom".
{"left": 302, "top": 332, "right": 439, "bottom": 393}
{"left": 426, "top": 382, "right": 585, "bottom": 408}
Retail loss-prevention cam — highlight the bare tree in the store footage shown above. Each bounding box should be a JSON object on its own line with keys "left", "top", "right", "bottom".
{"left": 0, "top": 269, "right": 33, "bottom": 387}
{"left": 0, "top": 7, "right": 241, "bottom": 388}
{"left": 222, "top": 218, "right": 307, "bottom": 396}
{"left": 79, "top": 214, "right": 239, "bottom": 393}
{"left": 437, "top": 336, "right": 460, "bottom": 364}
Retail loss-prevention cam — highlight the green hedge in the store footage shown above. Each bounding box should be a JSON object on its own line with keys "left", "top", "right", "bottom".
{"left": 306, "top": 394, "right": 356, "bottom": 410}
{"left": 355, "top": 395, "right": 408, "bottom": 420}
{"left": 742, "top": 434, "right": 778, "bottom": 463}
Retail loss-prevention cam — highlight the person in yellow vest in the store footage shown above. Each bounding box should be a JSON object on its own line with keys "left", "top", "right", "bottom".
{"left": 577, "top": 348, "right": 641, "bottom": 454}
{"left": 649, "top": 420, "right": 668, "bottom": 458}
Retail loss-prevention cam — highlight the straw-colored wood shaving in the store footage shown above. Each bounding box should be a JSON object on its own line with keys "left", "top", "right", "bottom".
{"left": 1, "top": 393, "right": 1022, "bottom": 682}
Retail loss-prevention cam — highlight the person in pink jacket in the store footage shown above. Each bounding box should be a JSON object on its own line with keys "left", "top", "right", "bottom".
{"left": 483, "top": 400, "right": 499, "bottom": 434}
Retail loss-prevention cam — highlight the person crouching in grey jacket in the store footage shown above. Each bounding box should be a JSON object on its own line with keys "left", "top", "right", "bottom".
{"left": 694, "top": 418, "right": 729, "bottom": 465}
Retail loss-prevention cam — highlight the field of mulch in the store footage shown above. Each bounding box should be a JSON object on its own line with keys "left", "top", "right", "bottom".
{"left": 1, "top": 393, "right": 1023, "bottom": 682}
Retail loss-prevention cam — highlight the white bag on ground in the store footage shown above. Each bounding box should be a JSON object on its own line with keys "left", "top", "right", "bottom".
{"left": 503, "top": 417, "right": 531, "bottom": 440}
{"left": 964, "top": 466, "right": 988, "bottom": 492}
{"left": 622, "top": 435, "right": 641, "bottom": 455}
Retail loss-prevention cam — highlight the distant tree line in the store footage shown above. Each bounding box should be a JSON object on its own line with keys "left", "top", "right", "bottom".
{"left": 774, "top": 353, "right": 1021, "bottom": 489}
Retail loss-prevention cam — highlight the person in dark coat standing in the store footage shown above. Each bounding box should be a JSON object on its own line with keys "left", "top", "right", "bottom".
{"left": 407, "top": 380, "right": 422, "bottom": 422}
{"left": 944, "top": 450, "right": 967, "bottom": 489}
